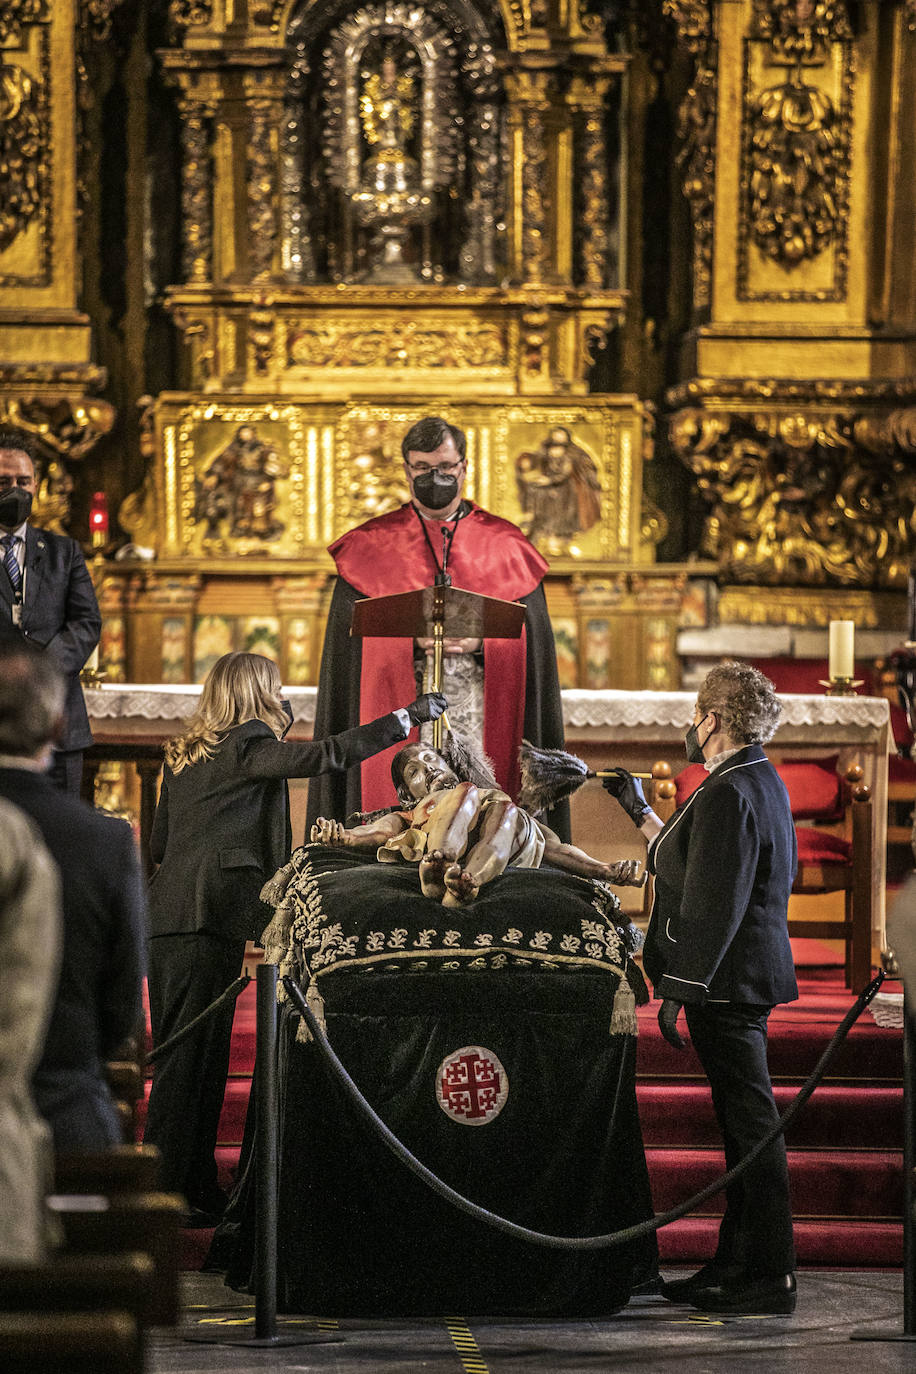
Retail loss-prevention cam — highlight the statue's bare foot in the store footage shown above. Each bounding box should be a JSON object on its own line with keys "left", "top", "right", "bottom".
{"left": 419, "top": 849, "right": 448, "bottom": 899}
{"left": 442, "top": 862, "right": 479, "bottom": 907}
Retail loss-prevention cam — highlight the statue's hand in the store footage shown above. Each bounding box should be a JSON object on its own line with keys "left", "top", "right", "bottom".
{"left": 604, "top": 858, "right": 646, "bottom": 888}
{"left": 310, "top": 817, "right": 350, "bottom": 846}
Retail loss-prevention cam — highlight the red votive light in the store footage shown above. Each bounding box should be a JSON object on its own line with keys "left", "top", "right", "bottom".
{"left": 89, "top": 491, "right": 108, "bottom": 547}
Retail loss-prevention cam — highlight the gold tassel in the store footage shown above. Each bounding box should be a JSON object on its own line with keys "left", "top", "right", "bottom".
{"left": 609, "top": 973, "right": 637, "bottom": 1036}
{"left": 296, "top": 975, "right": 327, "bottom": 1044}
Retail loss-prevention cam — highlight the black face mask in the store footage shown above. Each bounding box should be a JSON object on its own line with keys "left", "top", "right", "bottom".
{"left": 685, "top": 714, "right": 711, "bottom": 764}
{"left": 0, "top": 487, "right": 32, "bottom": 528}
{"left": 412, "top": 470, "right": 459, "bottom": 511}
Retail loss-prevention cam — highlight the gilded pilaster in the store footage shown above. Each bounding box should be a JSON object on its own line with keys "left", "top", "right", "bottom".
{"left": 177, "top": 95, "right": 214, "bottom": 284}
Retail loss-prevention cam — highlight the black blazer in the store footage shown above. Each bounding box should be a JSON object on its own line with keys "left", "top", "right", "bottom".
{"left": 643, "top": 744, "right": 799, "bottom": 1007}
{"left": 148, "top": 711, "right": 409, "bottom": 943}
{"left": 0, "top": 767, "right": 146, "bottom": 1148}
{"left": 0, "top": 525, "right": 101, "bottom": 751}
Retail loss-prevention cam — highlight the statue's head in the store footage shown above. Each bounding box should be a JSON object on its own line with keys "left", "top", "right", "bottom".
{"left": 391, "top": 741, "right": 459, "bottom": 804}
{"left": 401, "top": 415, "right": 467, "bottom": 520}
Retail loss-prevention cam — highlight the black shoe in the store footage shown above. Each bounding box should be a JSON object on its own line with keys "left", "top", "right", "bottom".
{"left": 181, "top": 1206, "right": 221, "bottom": 1229}
{"left": 691, "top": 1272, "right": 797, "bottom": 1316}
{"left": 659, "top": 1262, "right": 742, "bottom": 1303}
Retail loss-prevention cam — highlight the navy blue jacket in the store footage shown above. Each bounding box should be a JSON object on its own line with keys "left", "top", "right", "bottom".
{"left": 0, "top": 525, "right": 101, "bottom": 752}
{"left": 644, "top": 745, "right": 799, "bottom": 1007}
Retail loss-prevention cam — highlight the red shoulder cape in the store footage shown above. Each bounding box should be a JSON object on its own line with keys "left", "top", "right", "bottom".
{"left": 329, "top": 504, "right": 549, "bottom": 809}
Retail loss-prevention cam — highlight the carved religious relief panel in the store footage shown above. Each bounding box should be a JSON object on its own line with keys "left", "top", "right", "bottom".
{"left": 149, "top": 396, "right": 644, "bottom": 567}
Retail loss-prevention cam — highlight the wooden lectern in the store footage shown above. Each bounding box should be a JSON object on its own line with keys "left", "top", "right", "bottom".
{"left": 351, "top": 585, "right": 525, "bottom": 749}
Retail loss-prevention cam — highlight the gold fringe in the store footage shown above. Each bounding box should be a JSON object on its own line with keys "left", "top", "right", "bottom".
{"left": 609, "top": 974, "right": 637, "bottom": 1036}
{"left": 295, "top": 974, "right": 327, "bottom": 1044}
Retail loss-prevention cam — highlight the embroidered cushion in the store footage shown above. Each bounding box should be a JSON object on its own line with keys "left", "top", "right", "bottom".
{"left": 259, "top": 845, "right": 647, "bottom": 1017}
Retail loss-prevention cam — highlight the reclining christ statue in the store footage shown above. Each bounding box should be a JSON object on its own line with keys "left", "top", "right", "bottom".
{"left": 310, "top": 740, "right": 644, "bottom": 907}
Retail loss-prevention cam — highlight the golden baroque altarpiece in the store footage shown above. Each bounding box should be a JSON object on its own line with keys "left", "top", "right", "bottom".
{"left": 3, "top": 0, "right": 916, "bottom": 695}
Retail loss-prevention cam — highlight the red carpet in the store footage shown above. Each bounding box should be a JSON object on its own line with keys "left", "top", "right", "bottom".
{"left": 142, "top": 938, "right": 904, "bottom": 1270}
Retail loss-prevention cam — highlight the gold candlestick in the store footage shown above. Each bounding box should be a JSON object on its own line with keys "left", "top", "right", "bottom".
{"left": 819, "top": 676, "right": 864, "bottom": 697}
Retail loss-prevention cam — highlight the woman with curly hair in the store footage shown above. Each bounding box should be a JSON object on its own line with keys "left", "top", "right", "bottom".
{"left": 604, "top": 661, "right": 798, "bottom": 1316}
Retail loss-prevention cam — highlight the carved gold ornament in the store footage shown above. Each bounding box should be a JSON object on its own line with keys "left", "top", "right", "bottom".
{"left": 287, "top": 323, "right": 507, "bottom": 370}
{"left": 169, "top": 0, "right": 212, "bottom": 27}
{"left": 671, "top": 405, "right": 916, "bottom": 588}
{"left": 0, "top": 63, "right": 43, "bottom": 254}
{"left": 748, "top": 78, "right": 843, "bottom": 267}
{"left": 0, "top": 0, "right": 47, "bottom": 47}
{"left": 750, "top": 0, "right": 852, "bottom": 64}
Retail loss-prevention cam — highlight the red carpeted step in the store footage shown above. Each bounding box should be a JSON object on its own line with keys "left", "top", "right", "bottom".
{"left": 647, "top": 1147, "right": 903, "bottom": 1218}
{"left": 637, "top": 1082, "right": 903, "bottom": 1149}
{"left": 657, "top": 1216, "right": 903, "bottom": 1267}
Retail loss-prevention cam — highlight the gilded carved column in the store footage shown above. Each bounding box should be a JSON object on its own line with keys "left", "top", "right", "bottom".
{"left": 505, "top": 68, "right": 553, "bottom": 287}
{"left": 664, "top": 0, "right": 717, "bottom": 316}
{"left": 569, "top": 75, "right": 612, "bottom": 290}
{"left": 177, "top": 97, "right": 214, "bottom": 284}
{"left": 246, "top": 86, "right": 280, "bottom": 284}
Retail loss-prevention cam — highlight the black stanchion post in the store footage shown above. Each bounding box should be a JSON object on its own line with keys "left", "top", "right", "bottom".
{"left": 904, "top": 989, "right": 915, "bottom": 1334}
{"left": 184, "top": 964, "right": 341, "bottom": 1351}
{"left": 255, "top": 961, "right": 279, "bottom": 1341}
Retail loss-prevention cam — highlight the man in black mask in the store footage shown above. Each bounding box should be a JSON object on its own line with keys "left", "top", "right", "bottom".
{"left": 307, "top": 414, "right": 569, "bottom": 837}
{"left": 0, "top": 427, "right": 101, "bottom": 793}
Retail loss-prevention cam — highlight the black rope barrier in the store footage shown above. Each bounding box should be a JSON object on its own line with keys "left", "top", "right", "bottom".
{"left": 145, "top": 974, "right": 251, "bottom": 1065}
{"left": 283, "top": 970, "right": 886, "bottom": 1251}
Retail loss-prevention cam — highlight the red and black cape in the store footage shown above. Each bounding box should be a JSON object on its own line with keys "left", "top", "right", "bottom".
{"left": 305, "top": 502, "right": 569, "bottom": 840}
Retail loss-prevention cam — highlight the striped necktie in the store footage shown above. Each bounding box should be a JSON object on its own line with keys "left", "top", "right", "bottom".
{"left": 2, "top": 533, "right": 22, "bottom": 598}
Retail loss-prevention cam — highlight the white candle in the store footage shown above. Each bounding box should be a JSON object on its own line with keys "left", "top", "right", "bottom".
{"left": 86, "top": 645, "right": 99, "bottom": 672}
{"left": 828, "top": 620, "right": 855, "bottom": 679}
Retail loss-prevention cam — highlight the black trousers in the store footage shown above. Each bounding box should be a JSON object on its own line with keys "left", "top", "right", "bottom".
{"left": 144, "top": 932, "right": 246, "bottom": 1210}
{"left": 685, "top": 1002, "right": 795, "bottom": 1278}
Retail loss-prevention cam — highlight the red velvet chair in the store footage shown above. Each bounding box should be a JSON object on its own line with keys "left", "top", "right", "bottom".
{"left": 650, "top": 757, "right": 873, "bottom": 991}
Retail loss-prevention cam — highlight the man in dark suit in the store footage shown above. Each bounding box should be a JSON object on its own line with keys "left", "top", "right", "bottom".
{"left": 0, "top": 638, "right": 145, "bottom": 1152}
{"left": 605, "top": 661, "right": 798, "bottom": 1315}
{"left": 0, "top": 426, "right": 101, "bottom": 794}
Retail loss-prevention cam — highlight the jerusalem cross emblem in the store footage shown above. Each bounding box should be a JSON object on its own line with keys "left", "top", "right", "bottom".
{"left": 437, "top": 1045, "right": 508, "bottom": 1125}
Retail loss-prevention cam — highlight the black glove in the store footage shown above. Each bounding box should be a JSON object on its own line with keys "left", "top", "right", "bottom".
{"left": 601, "top": 767, "right": 651, "bottom": 824}
{"left": 404, "top": 691, "right": 448, "bottom": 726}
{"left": 658, "top": 998, "right": 688, "bottom": 1050}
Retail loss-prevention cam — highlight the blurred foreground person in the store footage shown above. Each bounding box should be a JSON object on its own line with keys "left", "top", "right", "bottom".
{"left": 0, "top": 638, "right": 145, "bottom": 1152}
{"left": 0, "top": 799, "right": 61, "bottom": 1262}
{"left": 144, "top": 649, "right": 445, "bottom": 1224}
{"left": 605, "top": 662, "right": 798, "bottom": 1315}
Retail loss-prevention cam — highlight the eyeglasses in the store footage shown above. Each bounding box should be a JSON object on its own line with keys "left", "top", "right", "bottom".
{"left": 405, "top": 460, "right": 464, "bottom": 476}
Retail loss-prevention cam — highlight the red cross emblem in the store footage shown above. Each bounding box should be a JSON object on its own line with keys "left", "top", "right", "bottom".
{"left": 437, "top": 1045, "right": 508, "bottom": 1126}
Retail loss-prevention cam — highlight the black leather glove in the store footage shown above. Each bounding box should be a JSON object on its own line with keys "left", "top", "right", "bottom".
{"left": 658, "top": 998, "right": 688, "bottom": 1050}
{"left": 404, "top": 691, "right": 448, "bottom": 726}
{"left": 601, "top": 767, "right": 651, "bottom": 825}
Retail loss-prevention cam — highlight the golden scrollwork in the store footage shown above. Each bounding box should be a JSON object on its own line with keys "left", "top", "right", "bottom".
{"left": 0, "top": 62, "right": 44, "bottom": 255}
{"left": 749, "top": 0, "right": 852, "bottom": 65}
{"left": 670, "top": 404, "right": 916, "bottom": 589}
{"left": 0, "top": 395, "right": 114, "bottom": 461}
{"left": 0, "top": 0, "right": 47, "bottom": 47}
{"left": 662, "top": 0, "right": 712, "bottom": 57}
{"left": 747, "top": 78, "right": 844, "bottom": 269}
{"left": 169, "top": 0, "right": 212, "bottom": 27}
{"left": 79, "top": 0, "right": 126, "bottom": 43}
{"left": 286, "top": 323, "right": 507, "bottom": 370}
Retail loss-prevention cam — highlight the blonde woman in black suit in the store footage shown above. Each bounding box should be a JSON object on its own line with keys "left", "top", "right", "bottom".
{"left": 144, "top": 650, "right": 445, "bottom": 1224}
